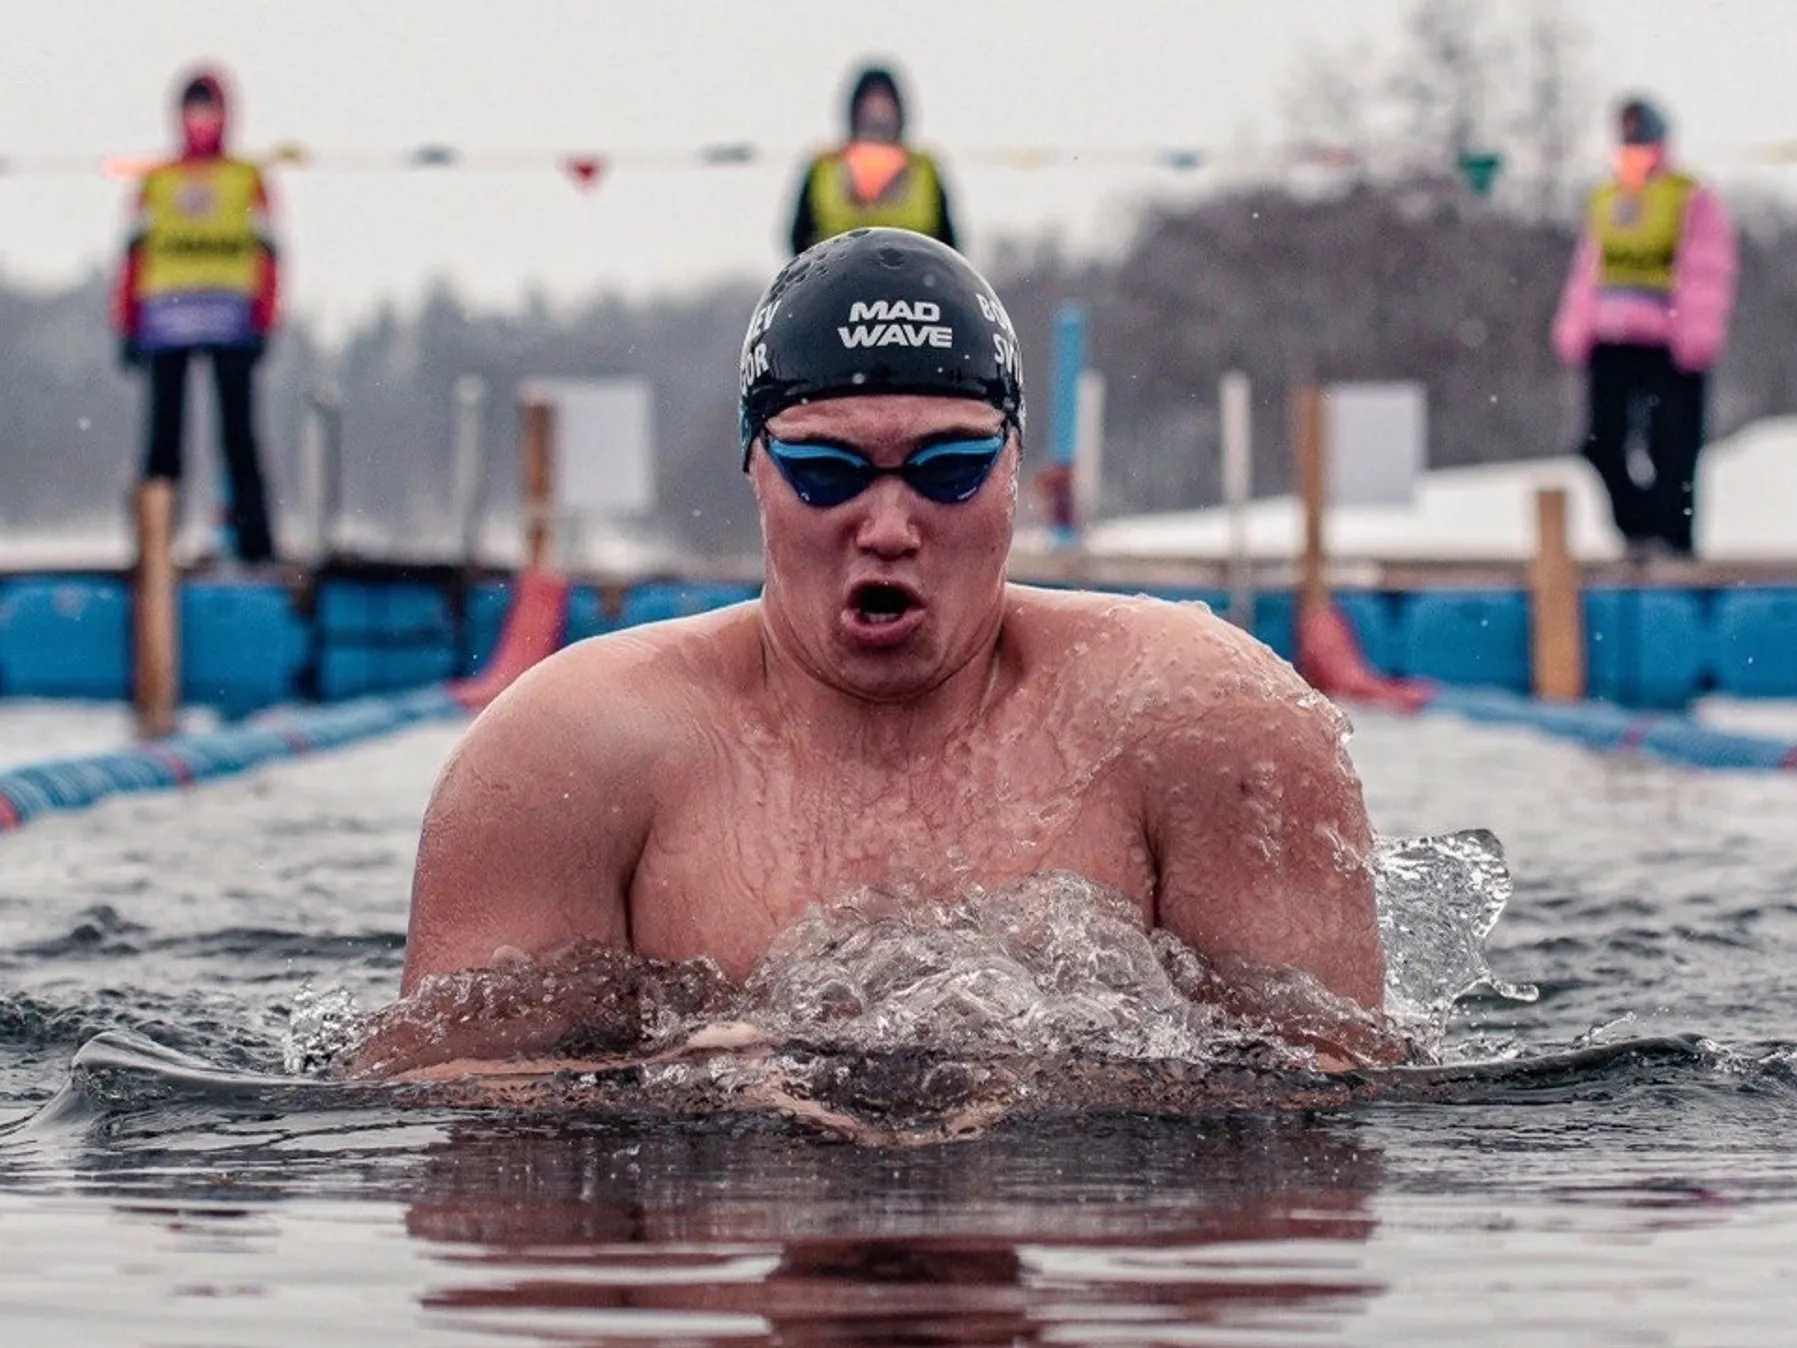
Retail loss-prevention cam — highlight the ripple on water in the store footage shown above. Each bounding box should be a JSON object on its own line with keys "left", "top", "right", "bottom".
{"left": 5, "top": 827, "right": 1780, "bottom": 1148}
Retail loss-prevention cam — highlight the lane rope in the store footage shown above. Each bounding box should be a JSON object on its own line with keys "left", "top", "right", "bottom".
{"left": 0, "top": 570, "right": 571, "bottom": 832}
{"left": 1417, "top": 685, "right": 1797, "bottom": 773}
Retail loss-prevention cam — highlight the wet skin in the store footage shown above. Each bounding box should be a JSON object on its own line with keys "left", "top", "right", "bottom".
{"left": 391, "top": 394, "right": 1385, "bottom": 1067}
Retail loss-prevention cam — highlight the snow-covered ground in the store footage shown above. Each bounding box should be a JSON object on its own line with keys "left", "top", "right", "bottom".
{"left": 1084, "top": 416, "right": 1797, "bottom": 564}
{"left": 0, "top": 701, "right": 220, "bottom": 771}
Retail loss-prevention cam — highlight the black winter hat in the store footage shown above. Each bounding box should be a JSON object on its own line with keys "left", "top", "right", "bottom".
{"left": 847, "top": 65, "right": 906, "bottom": 137}
{"left": 1619, "top": 97, "right": 1669, "bottom": 146}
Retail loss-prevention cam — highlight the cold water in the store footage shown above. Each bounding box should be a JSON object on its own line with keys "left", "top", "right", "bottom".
{"left": 0, "top": 699, "right": 1793, "bottom": 1346}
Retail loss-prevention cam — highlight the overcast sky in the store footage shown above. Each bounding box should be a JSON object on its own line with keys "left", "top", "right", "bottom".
{"left": 2, "top": 1, "right": 1791, "bottom": 334}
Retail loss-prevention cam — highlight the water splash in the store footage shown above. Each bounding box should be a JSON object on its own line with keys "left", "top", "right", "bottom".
{"left": 740, "top": 876, "right": 1235, "bottom": 1062}
{"left": 270, "top": 831, "right": 1539, "bottom": 1137}
{"left": 1374, "top": 828, "right": 1538, "bottom": 1043}
{"left": 283, "top": 982, "right": 362, "bottom": 1076}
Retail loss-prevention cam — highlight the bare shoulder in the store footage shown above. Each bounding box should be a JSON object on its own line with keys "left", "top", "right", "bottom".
{"left": 456, "top": 603, "right": 761, "bottom": 786}
{"left": 1005, "top": 583, "right": 1326, "bottom": 728}
{"left": 401, "top": 604, "right": 763, "bottom": 991}
{"left": 1005, "top": 588, "right": 1381, "bottom": 1014}
{"left": 1005, "top": 581, "right": 1363, "bottom": 849}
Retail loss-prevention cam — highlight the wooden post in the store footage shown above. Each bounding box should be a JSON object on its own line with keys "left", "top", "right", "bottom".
{"left": 520, "top": 397, "right": 555, "bottom": 570}
{"left": 1294, "top": 384, "right": 1328, "bottom": 615}
{"left": 1529, "top": 486, "right": 1585, "bottom": 701}
{"left": 132, "top": 479, "right": 179, "bottom": 740}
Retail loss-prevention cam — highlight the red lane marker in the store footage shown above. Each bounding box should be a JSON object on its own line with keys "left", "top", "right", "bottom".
{"left": 0, "top": 794, "right": 20, "bottom": 830}
{"left": 1618, "top": 717, "right": 1658, "bottom": 753}
{"left": 452, "top": 569, "right": 570, "bottom": 713}
{"left": 144, "top": 746, "right": 196, "bottom": 785}
{"left": 1297, "top": 599, "right": 1435, "bottom": 714}
{"left": 1780, "top": 744, "right": 1797, "bottom": 771}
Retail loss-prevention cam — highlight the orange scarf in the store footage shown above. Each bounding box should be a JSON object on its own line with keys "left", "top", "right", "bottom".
{"left": 842, "top": 141, "right": 909, "bottom": 203}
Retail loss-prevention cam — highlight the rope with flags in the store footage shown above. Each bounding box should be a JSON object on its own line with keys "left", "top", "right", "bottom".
{"left": 0, "top": 141, "right": 1218, "bottom": 190}
{"left": 3, "top": 136, "right": 1795, "bottom": 196}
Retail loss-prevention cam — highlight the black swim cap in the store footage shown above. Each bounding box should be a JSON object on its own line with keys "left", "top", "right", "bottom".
{"left": 738, "top": 227, "right": 1025, "bottom": 464}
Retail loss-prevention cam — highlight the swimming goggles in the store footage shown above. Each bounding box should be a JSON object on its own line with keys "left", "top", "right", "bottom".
{"left": 764, "top": 434, "right": 1006, "bottom": 508}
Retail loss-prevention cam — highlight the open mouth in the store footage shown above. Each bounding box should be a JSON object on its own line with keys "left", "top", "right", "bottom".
{"left": 849, "top": 581, "right": 919, "bottom": 627}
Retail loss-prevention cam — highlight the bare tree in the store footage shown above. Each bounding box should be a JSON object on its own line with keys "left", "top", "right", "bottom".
{"left": 1282, "top": 37, "right": 1379, "bottom": 179}
{"left": 1386, "top": 0, "right": 1508, "bottom": 178}
{"left": 1513, "top": 0, "right": 1592, "bottom": 220}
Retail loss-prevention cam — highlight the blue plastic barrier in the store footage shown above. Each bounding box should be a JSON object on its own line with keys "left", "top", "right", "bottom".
{"left": 460, "top": 580, "right": 513, "bottom": 676}
{"left": 1334, "top": 591, "right": 1403, "bottom": 675}
{"left": 1246, "top": 590, "right": 1297, "bottom": 664}
{"left": 462, "top": 580, "right": 617, "bottom": 676}
{"left": 0, "top": 577, "right": 130, "bottom": 700}
{"left": 315, "top": 579, "right": 454, "bottom": 640}
{"left": 566, "top": 586, "right": 618, "bottom": 643}
{"left": 314, "top": 578, "right": 458, "bottom": 699}
{"left": 1711, "top": 588, "right": 1797, "bottom": 698}
{"left": 1583, "top": 587, "right": 1708, "bottom": 710}
{"left": 181, "top": 581, "right": 309, "bottom": 716}
{"left": 1400, "top": 590, "right": 1532, "bottom": 693}
{"left": 317, "top": 644, "right": 457, "bottom": 700}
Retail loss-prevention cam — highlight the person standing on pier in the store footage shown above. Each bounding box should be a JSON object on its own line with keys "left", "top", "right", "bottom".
{"left": 1552, "top": 96, "right": 1737, "bottom": 561}
{"left": 113, "top": 67, "right": 281, "bottom": 566}
{"left": 787, "top": 63, "right": 959, "bottom": 256}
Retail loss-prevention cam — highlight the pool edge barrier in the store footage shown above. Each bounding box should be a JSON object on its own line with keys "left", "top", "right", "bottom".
{"left": 0, "top": 569, "right": 572, "bottom": 832}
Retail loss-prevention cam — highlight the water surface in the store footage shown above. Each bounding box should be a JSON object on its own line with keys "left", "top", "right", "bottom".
{"left": 2, "top": 698, "right": 1793, "bottom": 1345}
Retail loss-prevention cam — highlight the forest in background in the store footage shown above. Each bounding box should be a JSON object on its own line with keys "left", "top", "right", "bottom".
{"left": 7, "top": 1, "right": 1797, "bottom": 561}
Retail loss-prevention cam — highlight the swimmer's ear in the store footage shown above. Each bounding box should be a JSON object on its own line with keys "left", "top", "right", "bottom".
{"left": 490, "top": 945, "right": 533, "bottom": 968}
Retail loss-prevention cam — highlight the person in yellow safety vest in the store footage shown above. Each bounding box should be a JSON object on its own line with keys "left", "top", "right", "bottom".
{"left": 787, "top": 64, "right": 958, "bottom": 256}
{"left": 1552, "top": 97, "right": 1737, "bottom": 561}
{"left": 113, "top": 67, "right": 281, "bottom": 565}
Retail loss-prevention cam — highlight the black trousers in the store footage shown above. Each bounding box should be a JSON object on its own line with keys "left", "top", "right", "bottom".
{"left": 142, "top": 345, "right": 274, "bottom": 563}
{"left": 1579, "top": 342, "right": 1707, "bottom": 556}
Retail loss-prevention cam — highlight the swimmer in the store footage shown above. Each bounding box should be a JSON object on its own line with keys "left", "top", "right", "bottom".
{"left": 359, "top": 228, "right": 1397, "bottom": 1077}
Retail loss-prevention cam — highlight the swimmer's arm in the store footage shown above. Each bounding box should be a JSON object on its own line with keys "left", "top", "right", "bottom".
{"left": 344, "top": 666, "right": 658, "bottom": 1077}
{"left": 1148, "top": 676, "right": 1396, "bottom": 1065}
{"left": 398, "top": 658, "right": 651, "bottom": 997}
{"left": 342, "top": 944, "right": 635, "bottom": 1079}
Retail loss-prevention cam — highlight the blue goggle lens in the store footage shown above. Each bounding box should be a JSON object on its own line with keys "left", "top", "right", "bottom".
{"left": 765, "top": 435, "right": 1005, "bottom": 508}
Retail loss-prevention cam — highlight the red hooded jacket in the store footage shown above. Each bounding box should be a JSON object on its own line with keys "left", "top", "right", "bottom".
{"left": 113, "top": 69, "right": 280, "bottom": 345}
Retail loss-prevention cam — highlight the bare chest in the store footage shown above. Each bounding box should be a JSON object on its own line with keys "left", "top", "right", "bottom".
{"left": 627, "top": 728, "right": 1154, "bottom": 977}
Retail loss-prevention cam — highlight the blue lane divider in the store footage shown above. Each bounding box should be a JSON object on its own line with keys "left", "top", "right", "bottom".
{"left": 0, "top": 686, "right": 464, "bottom": 831}
{"left": 1423, "top": 685, "right": 1797, "bottom": 773}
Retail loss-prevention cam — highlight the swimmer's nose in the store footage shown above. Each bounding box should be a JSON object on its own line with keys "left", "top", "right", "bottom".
{"left": 853, "top": 478, "right": 922, "bottom": 556}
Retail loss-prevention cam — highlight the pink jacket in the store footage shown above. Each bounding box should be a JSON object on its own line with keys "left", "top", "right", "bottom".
{"left": 1552, "top": 179, "right": 1737, "bottom": 373}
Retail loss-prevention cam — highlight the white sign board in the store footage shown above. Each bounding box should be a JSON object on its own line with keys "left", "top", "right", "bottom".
{"left": 1325, "top": 381, "right": 1426, "bottom": 507}
{"left": 519, "top": 376, "right": 656, "bottom": 515}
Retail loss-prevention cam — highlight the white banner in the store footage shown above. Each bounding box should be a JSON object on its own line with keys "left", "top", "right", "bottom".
{"left": 519, "top": 376, "right": 656, "bottom": 515}
{"left": 1326, "top": 381, "right": 1426, "bottom": 507}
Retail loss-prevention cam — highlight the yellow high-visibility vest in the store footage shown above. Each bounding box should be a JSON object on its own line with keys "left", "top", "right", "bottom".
{"left": 805, "top": 149, "right": 947, "bottom": 243}
{"left": 137, "top": 158, "right": 267, "bottom": 300}
{"left": 1589, "top": 172, "right": 1694, "bottom": 293}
